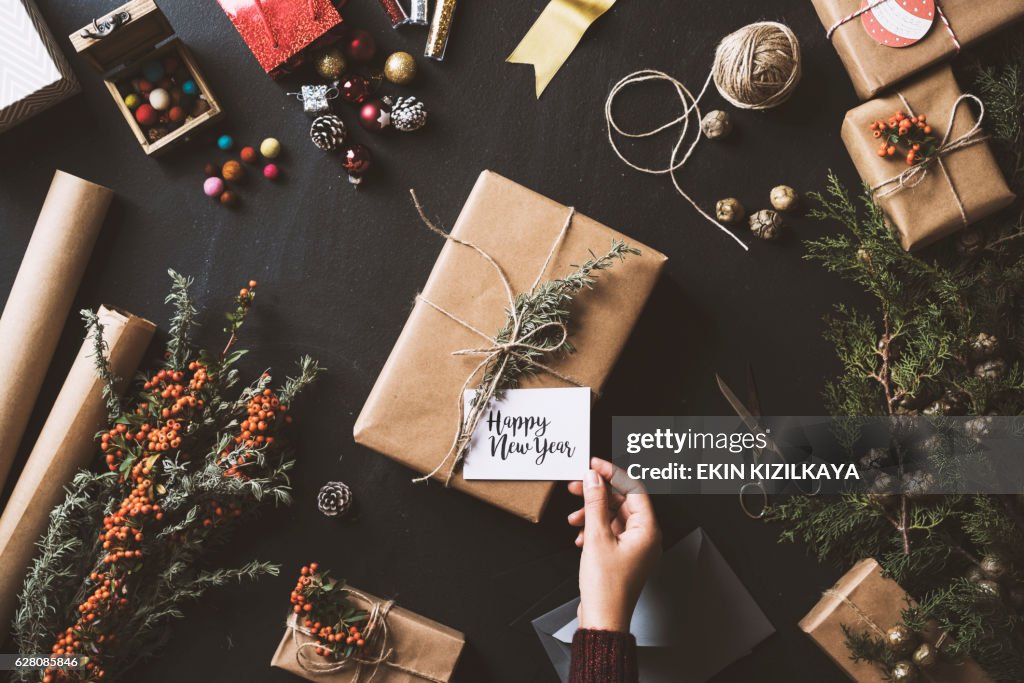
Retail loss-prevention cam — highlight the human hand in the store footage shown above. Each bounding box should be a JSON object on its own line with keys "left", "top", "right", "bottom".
{"left": 567, "top": 457, "right": 662, "bottom": 633}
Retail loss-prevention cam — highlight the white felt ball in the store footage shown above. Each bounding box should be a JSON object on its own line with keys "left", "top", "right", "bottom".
{"left": 149, "top": 88, "right": 171, "bottom": 111}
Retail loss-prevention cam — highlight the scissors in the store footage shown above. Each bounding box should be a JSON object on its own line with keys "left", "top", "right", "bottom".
{"left": 716, "top": 366, "right": 821, "bottom": 519}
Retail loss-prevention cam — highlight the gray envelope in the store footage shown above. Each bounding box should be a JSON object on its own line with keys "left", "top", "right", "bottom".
{"left": 532, "top": 527, "right": 774, "bottom": 682}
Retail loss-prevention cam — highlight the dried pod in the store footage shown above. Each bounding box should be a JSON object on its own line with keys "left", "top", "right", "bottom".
{"left": 749, "top": 209, "right": 782, "bottom": 241}
{"left": 701, "top": 110, "right": 732, "bottom": 140}
{"left": 715, "top": 197, "right": 745, "bottom": 224}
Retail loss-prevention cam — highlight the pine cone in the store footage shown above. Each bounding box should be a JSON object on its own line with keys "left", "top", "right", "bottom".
{"left": 317, "top": 481, "right": 353, "bottom": 517}
{"left": 749, "top": 209, "right": 782, "bottom": 241}
{"left": 970, "top": 332, "right": 999, "bottom": 360}
{"left": 974, "top": 358, "right": 1006, "bottom": 381}
{"left": 310, "top": 114, "right": 347, "bottom": 151}
{"left": 389, "top": 96, "right": 428, "bottom": 132}
{"left": 956, "top": 228, "right": 984, "bottom": 256}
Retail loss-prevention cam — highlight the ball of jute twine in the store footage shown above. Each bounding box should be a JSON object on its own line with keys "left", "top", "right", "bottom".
{"left": 712, "top": 21, "right": 802, "bottom": 110}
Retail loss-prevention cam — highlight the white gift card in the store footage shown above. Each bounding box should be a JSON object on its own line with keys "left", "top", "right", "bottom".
{"left": 462, "top": 387, "right": 590, "bottom": 481}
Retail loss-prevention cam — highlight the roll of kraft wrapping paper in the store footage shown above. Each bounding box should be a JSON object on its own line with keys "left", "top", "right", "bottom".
{"left": 0, "top": 306, "right": 154, "bottom": 645}
{"left": 0, "top": 170, "right": 112, "bottom": 495}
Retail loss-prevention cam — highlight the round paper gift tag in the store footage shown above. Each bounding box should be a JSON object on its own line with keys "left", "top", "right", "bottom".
{"left": 861, "top": 0, "right": 935, "bottom": 48}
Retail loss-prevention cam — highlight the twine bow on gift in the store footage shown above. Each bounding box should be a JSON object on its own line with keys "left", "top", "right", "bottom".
{"left": 869, "top": 93, "right": 988, "bottom": 226}
{"left": 408, "top": 191, "right": 599, "bottom": 486}
{"left": 289, "top": 591, "right": 446, "bottom": 683}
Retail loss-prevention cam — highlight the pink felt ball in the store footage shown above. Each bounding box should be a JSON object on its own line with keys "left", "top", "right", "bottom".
{"left": 263, "top": 163, "right": 280, "bottom": 180}
{"left": 203, "top": 176, "right": 225, "bottom": 197}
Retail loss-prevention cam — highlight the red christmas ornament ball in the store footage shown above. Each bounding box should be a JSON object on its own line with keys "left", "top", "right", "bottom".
{"left": 358, "top": 100, "right": 390, "bottom": 131}
{"left": 135, "top": 103, "right": 159, "bottom": 126}
{"left": 240, "top": 146, "right": 258, "bottom": 163}
{"left": 339, "top": 75, "right": 370, "bottom": 104}
{"left": 342, "top": 144, "right": 372, "bottom": 177}
{"left": 344, "top": 29, "right": 376, "bottom": 63}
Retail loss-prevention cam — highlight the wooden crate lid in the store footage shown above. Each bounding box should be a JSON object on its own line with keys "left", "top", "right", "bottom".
{"left": 69, "top": 0, "right": 173, "bottom": 72}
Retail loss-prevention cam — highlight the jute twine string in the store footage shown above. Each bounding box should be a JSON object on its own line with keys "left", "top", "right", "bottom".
{"left": 605, "top": 22, "right": 801, "bottom": 252}
{"left": 409, "top": 190, "right": 590, "bottom": 486}
{"left": 826, "top": 0, "right": 960, "bottom": 51}
{"left": 713, "top": 21, "right": 802, "bottom": 111}
{"left": 870, "top": 93, "right": 987, "bottom": 227}
{"left": 288, "top": 591, "right": 446, "bottom": 683}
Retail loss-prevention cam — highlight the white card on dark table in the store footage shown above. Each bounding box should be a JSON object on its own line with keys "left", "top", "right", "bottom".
{"left": 462, "top": 387, "right": 590, "bottom": 481}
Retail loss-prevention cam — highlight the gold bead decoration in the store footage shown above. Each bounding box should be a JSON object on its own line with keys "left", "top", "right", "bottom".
{"left": 314, "top": 47, "right": 347, "bottom": 80}
{"left": 384, "top": 51, "right": 417, "bottom": 85}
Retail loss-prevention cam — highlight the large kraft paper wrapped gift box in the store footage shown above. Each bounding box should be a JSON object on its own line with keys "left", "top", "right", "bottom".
{"left": 811, "top": 0, "right": 1024, "bottom": 100}
{"left": 354, "top": 171, "right": 668, "bottom": 522}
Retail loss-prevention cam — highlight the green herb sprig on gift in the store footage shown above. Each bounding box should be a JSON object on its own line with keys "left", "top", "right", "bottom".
{"left": 480, "top": 240, "right": 640, "bottom": 398}
{"left": 13, "top": 271, "right": 322, "bottom": 683}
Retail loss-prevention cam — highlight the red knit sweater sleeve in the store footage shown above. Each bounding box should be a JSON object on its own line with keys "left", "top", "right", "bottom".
{"left": 568, "top": 629, "right": 639, "bottom": 683}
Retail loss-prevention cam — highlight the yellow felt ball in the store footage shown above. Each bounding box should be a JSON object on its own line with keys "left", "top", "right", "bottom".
{"left": 260, "top": 137, "right": 281, "bottom": 159}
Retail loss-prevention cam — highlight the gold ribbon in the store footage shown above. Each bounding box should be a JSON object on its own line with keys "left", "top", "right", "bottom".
{"left": 507, "top": 0, "right": 618, "bottom": 98}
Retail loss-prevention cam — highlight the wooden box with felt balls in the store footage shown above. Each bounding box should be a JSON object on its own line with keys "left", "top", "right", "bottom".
{"left": 69, "top": 0, "right": 222, "bottom": 156}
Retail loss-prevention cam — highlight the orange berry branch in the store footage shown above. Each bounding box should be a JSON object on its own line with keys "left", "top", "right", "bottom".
{"left": 12, "top": 271, "right": 322, "bottom": 683}
{"left": 868, "top": 110, "right": 938, "bottom": 166}
{"left": 290, "top": 564, "right": 371, "bottom": 660}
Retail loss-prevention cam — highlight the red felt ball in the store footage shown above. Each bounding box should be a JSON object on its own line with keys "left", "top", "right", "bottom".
{"left": 344, "top": 29, "right": 376, "bottom": 63}
{"left": 162, "top": 55, "right": 180, "bottom": 75}
{"left": 339, "top": 75, "right": 370, "bottom": 104}
{"left": 135, "top": 104, "right": 159, "bottom": 126}
{"left": 358, "top": 100, "right": 390, "bottom": 131}
{"left": 134, "top": 78, "right": 154, "bottom": 95}
{"left": 240, "top": 146, "right": 258, "bottom": 163}
{"left": 204, "top": 162, "right": 219, "bottom": 177}
{"left": 342, "top": 144, "right": 372, "bottom": 176}
{"left": 168, "top": 106, "right": 185, "bottom": 123}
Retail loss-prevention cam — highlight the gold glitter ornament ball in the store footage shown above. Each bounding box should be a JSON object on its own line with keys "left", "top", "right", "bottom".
{"left": 384, "top": 51, "right": 417, "bottom": 85}
{"left": 314, "top": 47, "right": 347, "bottom": 80}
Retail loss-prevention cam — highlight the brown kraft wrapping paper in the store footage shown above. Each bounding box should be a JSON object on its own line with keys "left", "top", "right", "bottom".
{"left": 800, "top": 558, "right": 993, "bottom": 683}
{"left": 0, "top": 306, "right": 155, "bottom": 644}
{"left": 271, "top": 589, "right": 465, "bottom": 683}
{"left": 353, "top": 171, "right": 667, "bottom": 522}
{"left": 841, "top": 66, "right": 1014, "bottom": 251}
{"left": 811, "top": 0, "right": 1024, "bottom": 100}
{"left": 0, "top": 170, "right": 113, "bottom": 494}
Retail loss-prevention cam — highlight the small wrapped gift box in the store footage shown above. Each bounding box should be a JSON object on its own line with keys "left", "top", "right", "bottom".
{"left": 800, "top": 558, "right": 993, "bottom": 683}
{"left": 841, "top": 66, "right": 1014, "bottom": 251}
{"left": 811, "top": 0, "right": 1024, "bottom": 100}
{"left": 217, "top": 0, "right": 342, "bottom": 78}
{"left": 354, "top": 171, "right": 667, "bottom": 522}
{"left": 271, "top": 588, "right": 465, "bottom": 683}
{"left": 0, "top": 0, "right": 80, "bottom": 134}
{"left": 68, "top": 0, "right": 222, "bottom": 156}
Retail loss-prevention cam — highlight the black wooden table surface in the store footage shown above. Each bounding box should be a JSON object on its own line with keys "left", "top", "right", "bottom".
{"left": 0, "top": 0, "right": 885, "bottom": 680}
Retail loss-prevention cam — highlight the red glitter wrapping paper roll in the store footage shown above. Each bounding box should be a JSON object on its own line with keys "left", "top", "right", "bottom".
{"left": 218, "top": 0, "right": 342, "bottom": 76}
{"left": 377, "top": 0, "right": 410, "bottom": 27}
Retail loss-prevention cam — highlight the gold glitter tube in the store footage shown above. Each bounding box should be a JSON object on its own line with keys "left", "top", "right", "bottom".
{"left": 424, "top": 0, "right": 456, "bottom": 60}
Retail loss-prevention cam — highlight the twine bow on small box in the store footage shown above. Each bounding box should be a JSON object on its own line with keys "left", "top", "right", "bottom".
{"left": 870, "top": 93, "right": 988, "bottom": 226}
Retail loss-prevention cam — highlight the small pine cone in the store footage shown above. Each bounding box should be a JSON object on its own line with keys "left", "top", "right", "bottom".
{"left": 700, "top": 110, "right": 731, "bottom": 140}
{"left": 970, "top": 332, "right": 999, "bottom": 360}
{"left": 310, "top": 114, "right": 347, "bottom": 151}
{"left": 749, "top": 209, "right": 782, "bottom": 241}
{"left": 389, "top": 96, "right": 427, "bottom": 132}
{"left": 715, "top": 197, "right": 745, "bottom": 224}
{"left": 974, "top": 357, "right": 1006, "bottom": 381}
{"left": 317, "top": 481, "right": 353, "bottom": 517}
